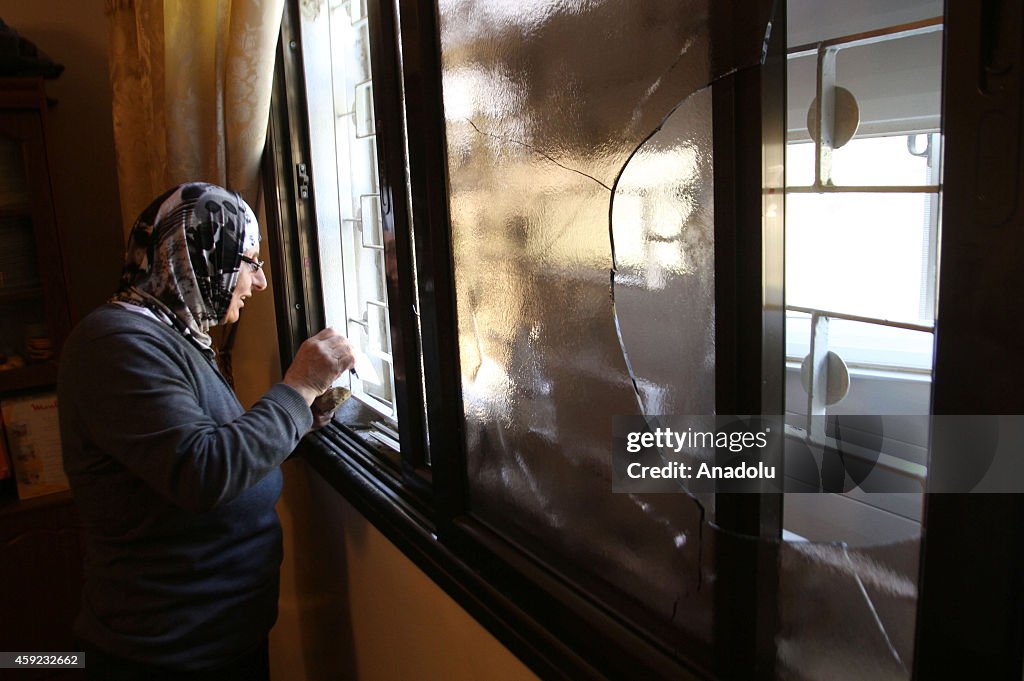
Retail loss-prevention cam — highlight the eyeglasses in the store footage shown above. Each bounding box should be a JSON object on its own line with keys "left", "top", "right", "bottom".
{"left": 240, "top": 255, "right": 264, "bottom": 273}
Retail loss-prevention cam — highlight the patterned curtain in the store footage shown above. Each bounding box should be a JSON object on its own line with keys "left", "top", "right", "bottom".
{"left": 106, "top": 0, "right": 284, "bottom": 234}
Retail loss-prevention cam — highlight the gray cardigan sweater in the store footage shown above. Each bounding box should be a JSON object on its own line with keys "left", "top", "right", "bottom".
{"left": 58, "top": 304, "right": 313, "bottom": 670}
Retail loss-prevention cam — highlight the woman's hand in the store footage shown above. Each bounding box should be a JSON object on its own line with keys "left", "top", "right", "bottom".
{"left": 282, "top": 328, "right": 355, "bottom": 405}
{"left": 308, "top": 387, "right": 351, "bottom": 431}
{"left": 310, "top": 404, "right": 336, "bottom": 430}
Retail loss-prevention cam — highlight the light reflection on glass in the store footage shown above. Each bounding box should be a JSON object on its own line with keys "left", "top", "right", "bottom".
{"left": 438, "top": 0, "right": 920, "bottom": 676}
{"left": 439, "top": 0, "right": 718, "bottom": 659}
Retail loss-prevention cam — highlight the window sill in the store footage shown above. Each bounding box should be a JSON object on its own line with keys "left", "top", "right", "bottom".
{"left": 297, "top": 427, "right": 711, "bottom": 681}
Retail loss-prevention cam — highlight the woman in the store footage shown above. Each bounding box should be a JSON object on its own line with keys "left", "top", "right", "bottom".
{"left": 58, "top": 183, "right": 352, "bottom": 680}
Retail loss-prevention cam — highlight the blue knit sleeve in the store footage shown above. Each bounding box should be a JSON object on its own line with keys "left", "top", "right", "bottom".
{"left": 60, "top": 326, "right": 313, "bottom": 512}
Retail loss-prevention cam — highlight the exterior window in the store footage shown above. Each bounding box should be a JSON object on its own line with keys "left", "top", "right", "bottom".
{"left": 285, "top": 0, "right": 428, "bottom": 464}
{"left": 300, "top": 0, "right": 398, "bottom": 425}
{"left": 264, "top": 1, "right": 1024, "bottom": 680}
{"left": 268, "top": 1, "right": 785, "bottom": 677}
{"left": 782, "top": 9, "right": 942, "bottom": 543}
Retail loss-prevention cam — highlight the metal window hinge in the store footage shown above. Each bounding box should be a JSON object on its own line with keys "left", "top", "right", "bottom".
{"left": 296, "top": 162, "right": 310, "bottom": 199}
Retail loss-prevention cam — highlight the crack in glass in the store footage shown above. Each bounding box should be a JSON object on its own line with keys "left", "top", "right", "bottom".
{"left": 437, "top": 1, "right": 919, "bottom": 677}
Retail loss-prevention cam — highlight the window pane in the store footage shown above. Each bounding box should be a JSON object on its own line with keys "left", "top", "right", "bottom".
{"left": 786, "top": 312, "right": 934, "bottom": 371}
{"left": 787, "top": 0, "right": 942, "bottom": 47}
{"left": 788, "top": 29, "right": 943, "bottom": 145}
{"left": 780, "top": 4, "right": 944, "bottom": 678}
{"left": 300, "top": 0, "right": 399, "bottom": 427}
{"left": 832, "top": 136, "right": 932, "bottom": 187}
{"left": 786, "top": 191, "right": 935, "bottom": 323}
{"left": 435, "top": 0, "right": 934, "bottom": 675}
{"left": 438, "top": 0, "right": 742, "bottom": 662}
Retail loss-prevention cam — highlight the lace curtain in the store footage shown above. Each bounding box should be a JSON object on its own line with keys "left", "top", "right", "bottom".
{"left": 106, "top": 0, "right": 284, "bottom": 233}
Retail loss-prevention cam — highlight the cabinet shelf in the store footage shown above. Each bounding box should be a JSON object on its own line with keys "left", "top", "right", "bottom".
{"left": 0, "top": 488, "right": 72, "bottom": 517}
{"left": 0, "top": 360, "right": 58, "bottom": 393}
{"left": 0, "top": 79, "right": 68, "bottom": 403}
{"left": 0, "top": 76, "right": 79, "bottom": 662}
{"left": 0, "top": 201, "right": 31, "bottom": 219}
{"left": 0, "top": 286, "right": 44, "bottom": 303}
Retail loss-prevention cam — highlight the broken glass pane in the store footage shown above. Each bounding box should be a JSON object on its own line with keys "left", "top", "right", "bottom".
{"left": 777, "top": 538, "right": 918, "bottom": 680}
{"left": 439, "top": 0, "right": 728, "bottom": 662}
{"left": 438, "top": 0, "right": 922, "bottom": 677}
{"left": 612, "top": 88, "right": 715, "bottom": 417}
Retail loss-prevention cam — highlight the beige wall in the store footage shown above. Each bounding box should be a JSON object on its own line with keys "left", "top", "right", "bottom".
{"left": 6, "top": 3, "right": 536, "bottom": 679}
{"left": 272, "top": 458, "right": 538, "bottom": 681}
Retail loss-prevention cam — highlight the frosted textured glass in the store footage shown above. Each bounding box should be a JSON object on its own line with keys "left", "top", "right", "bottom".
{"left": 437, "top": 0, "right": 730, "bottom": 662}
{"left": 612, "top": 89, "right": 715, "bottom": 415}
{"left": 438, "top": 0, "right": 919, "bottom": 675}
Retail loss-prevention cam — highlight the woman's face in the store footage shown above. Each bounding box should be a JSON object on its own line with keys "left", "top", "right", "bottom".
{"left": 223, "top": 248, "right": 268, "bottom": 324}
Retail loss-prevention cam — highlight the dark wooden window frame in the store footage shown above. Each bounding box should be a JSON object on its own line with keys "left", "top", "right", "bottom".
{"left": 262, "top": 1, "right": 1024, "bottom": 679}
{"left": 261, "top": 0, "right": 785, "bottom": 679}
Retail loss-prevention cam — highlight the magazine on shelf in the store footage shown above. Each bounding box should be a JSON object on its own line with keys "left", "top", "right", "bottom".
{"left": 0, "top": 392, "right": 68, "bottom": 499}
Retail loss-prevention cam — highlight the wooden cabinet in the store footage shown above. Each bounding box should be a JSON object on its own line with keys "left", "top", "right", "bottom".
{"left": 0, "top": 78, "right": 82, "bottom": 677}
{"left": 0, "top": 492, "right": 82, "bottom": 680}
{"left": 0, "top": 78, "right": 70, "bottom": 405}
{"left": 0, "top": 77, "right": 71, "bottom": 501}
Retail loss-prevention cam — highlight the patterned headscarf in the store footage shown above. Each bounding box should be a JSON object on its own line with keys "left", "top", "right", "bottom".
{"left": 110, "top": 183, "right": 261, "bottom": 358}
